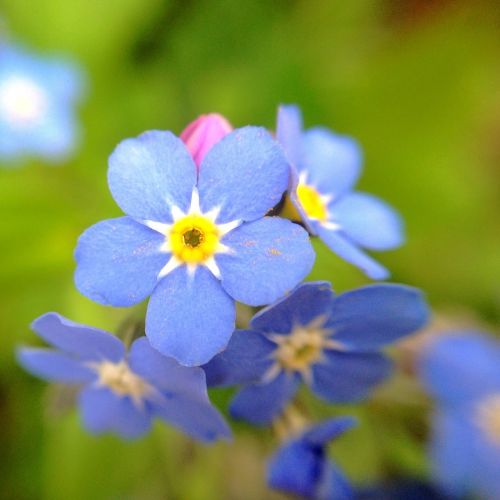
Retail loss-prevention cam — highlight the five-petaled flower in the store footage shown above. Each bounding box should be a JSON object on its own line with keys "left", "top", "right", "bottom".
{"left": 18, "top": 313, "right": 231, "bottom": 440}
{"left": 419, "top": 332, "right": 500, "bottom": 499}
{"left": 204, "top": 281, "right": 429, "bottom": 425}
{"left": 276, "top": 104, "right": 403, "bottom": 280}
{"left": 0, "top": 44, "right": 84, "bottom": 163}
{"left": 75, "top": 127, "right": 315, "bottom": 366}
{"left": 268, "top": 417, "right": 355, "bottom": 500}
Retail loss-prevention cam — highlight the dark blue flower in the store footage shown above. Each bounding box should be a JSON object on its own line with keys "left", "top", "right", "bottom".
{"left": 419, "top": 332, "right": 500, "bottom": 499}
{"left": 204, "top": 281, "right": 429, "bottom": 425}
{"left": 18, "top": 313, "right": 231, "bottom": 441}
{"left": 276, "top": 104, "right": 403, "bottom": 280}
{"left": 74, "top": 127, "right": 314, "bottom": 366}
{"left": 268, "top": 417, "right": 355, "bottom": 500}
{"left": 0, "top": 44, "right": 84, "bottom": 163}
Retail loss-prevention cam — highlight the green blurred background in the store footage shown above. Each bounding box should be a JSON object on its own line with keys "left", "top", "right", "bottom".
{"left": 1, "top": 0, "right": 500, "bottom": 498}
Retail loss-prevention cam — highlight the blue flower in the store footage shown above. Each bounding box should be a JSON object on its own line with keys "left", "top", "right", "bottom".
{"left": 419, "top": 332, "right": 500, "bottom": 499}
{"left": 75, "top": 127, "right": 315, "bottom": 366}
{"left": 276, "top": 104, "right": 403, "bottom": 280}
{"left": 204, "top": 281, "right": 429, "bottom": 425}
{"left": 18, "top": 312, "right": 231, "bottom": 441}
{"left": 0, "top": 44, "right": 84, "bottom": 163}
{"left": 268, "top": 417, "right": 355, "bottom": 500}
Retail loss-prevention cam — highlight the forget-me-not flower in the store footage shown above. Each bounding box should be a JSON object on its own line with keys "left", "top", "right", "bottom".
{"left": 419, "top": 332, "right": 500, "bottom": 499}
{"left": 0, "top": 44, "right": 83, "bottom": 163}
{"left": 268, "top": 417, "right": 355, "bottom": 500}
{"left": 75, "top": 127, "right": 315, "bottom": 366}
{"left": 18, "top": 312, "right": 231, "bottom": 441}
{"left": 276, "top": 104, "right": 403, "bottom": 280}
{"left": 204, "top": 281, "right": 429, "bottom": 425}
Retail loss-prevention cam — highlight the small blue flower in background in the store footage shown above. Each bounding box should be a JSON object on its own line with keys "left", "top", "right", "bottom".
{"left": 0, "top": 44, "right": 84, "bottom": 163}
{"left": 75, "top": 127, "right": 315, "bottom": 366}
{"left": 204, "top": 281, "right": 429, "bottom": 425}
{"left": 18, "top": 313, "right": 231, "bottom": 441}
{"left": 276, "top": 104, "right": 403, "bottom": 280}
{"left": 419, "top": 332, "right": 500, "bottom": 499}
{"left": 268, "top": 417, "right": 355, "bottom": 500}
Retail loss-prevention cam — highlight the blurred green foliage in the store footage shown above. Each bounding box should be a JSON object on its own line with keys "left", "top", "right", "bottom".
{"left": 1, "top": 0, "right": 499, "bottom": 498}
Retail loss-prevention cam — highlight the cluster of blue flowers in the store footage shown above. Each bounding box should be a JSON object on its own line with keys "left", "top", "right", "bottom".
{"left": 17, "top": 98, "right": 499, "bottom": 499}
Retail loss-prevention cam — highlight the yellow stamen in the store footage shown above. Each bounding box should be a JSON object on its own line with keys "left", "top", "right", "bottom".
{"left": 297, "top": 183, "right": 328, "bottom": 222}
{"left": 475, "top": 393, "right": 500, "bottom": 446}
{"left": 169, "top": 214, "right": 220, "bottom": 264}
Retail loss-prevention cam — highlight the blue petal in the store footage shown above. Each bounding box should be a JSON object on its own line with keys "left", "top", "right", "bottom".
{"left": 75, "top": 217, "right": 167, "bottom": 307}
{"left": 150, "top": 393, "right": 231, "bottom": 442}
{"left": 44, "top": 58, "right": 85, "bottom": 102}
{"left": 430, "top": 410, "right": 475, "bottom": 498}
{"left": 229, "top": 373, "right": 299, "bottom": 425}
{"left": 79, "top": 386, "right": 152, "bottom": 439}
{"left": 330, "top": 192, "right": 404, "bottom": 250}
{"left": 108, "top": 131, "right": 196, "bottom": 222}
{"left": 197, "top": 127, "right": 289, "bottom": 223}
{"left": 218, "top": 217, "right": 315, "bottom": 306}
{"left": 146, "top": 266, "right": 235, "bottom": 366}
{"left": 17, "top": 348, "right": 95, "bottom": 383}
{"left": 128, "top": 337, "right": 210, "bottom": 398}
{"left": 267, "top": 439, "right": 322, "bottom": 498}
{"left": 303, "top": 417, "right": 357, "bottom": 447}
{"left": 31, "top": 313, "right": 125, "bottom": 362}
{"left": 250, "top": 281, "right": 335, "bottom": 335}
{"left": 311, "top": 351, "right": 392, "bottom": 402}
{"left": 317, "top": 227, "right": 390, "bottom": 280}
{"left": 419, "top": 333, "right": 500, "bottom": 406}
{"left": 317, "top": 463, "right": 354, "bottom": 500}
{"left": 203, "top": 329, "right": 275, "bottom": 387}
{"left": 329, "top": 284, "right": 430, "bottom": 350}
{"left": 301, "top": 127, "right": 362, "bottom": 199}
{"left": 276, "top": 104, "right": 303, "bottom": 167}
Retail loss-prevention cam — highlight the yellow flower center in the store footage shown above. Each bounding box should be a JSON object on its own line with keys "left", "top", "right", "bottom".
{"left": 169, "top": 214, "right": 220, "bottom": 264}
{"left": 93, "top": 361, "right": 151, "bottom": 404}
{"left": 475, "top": 393, "right": 500, "bottom": 446}
{"left": 296, "top": 183, "right": 328, "bottom": 222}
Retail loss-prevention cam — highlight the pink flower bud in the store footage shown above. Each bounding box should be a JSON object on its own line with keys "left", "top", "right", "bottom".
{"left": 180, "top": 113, "right": 233, "bottom": 168}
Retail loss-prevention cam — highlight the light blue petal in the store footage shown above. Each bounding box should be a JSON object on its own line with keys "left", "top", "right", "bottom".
{"left": 317, "top": 227, "right": 389, "bottom": 280}
{"left": 419, "top": 333, "right": 500, "bottom": 406}
{"left": 250, "top": 281, "right": 334, "bottom": 335}
{"left": 267, "top": 440, "right": 321, "bottom": 498}
{"left": 79, "top": 386, "right": 152, "bottom": 439}
{"left": 276, "top": 104, "right": 303, "bottom": 167}
{"left": 17, "top": 347, "right": 95, "bottom": 383}
{"left": 75, "top": 217, "right": 167, "bottom": 307}
{"left": 150, "top": 393, "right": 231, "bottom": 442}
{"left": 430, "top": 410, "right": 475, "bottom": 498}
{"left": 301, "top": 127, "right": 362, "bottom": 199}
{"left": 311, "top": 351, "right": 392, "bottom": 402}
{"left": 128, "top": 337, "right": 210, "bottom": 398}
{"left": 146, "top": 266, "right": 235, "bottom": 366}
{"left": 330, "top": 192, "right": 404, "bottom": 250}
{"left": 203, "top": 329, "right": 275, "bottom": 387}
{"left": 316, "top": 463, "right": 354, "bottom": 500}
{"left": 303, "top": 417, "right": 357, "bottom": 447}
{"left": 229, "top": 373, "right": 299, "bottom": 425}
{"left": 31, "top": 313, "right": 125, "bottom": 362}
{"left": 198, "top": 127, "right": 289, "bottom": 223}
{"left": 108, "top": 131, "right": 196, "bottom": 222}
{"left": 329, "top": 284, "right": 430, "bottom": 350}
{"left": 218, "top": 217, "right": 315, "bottom": 306}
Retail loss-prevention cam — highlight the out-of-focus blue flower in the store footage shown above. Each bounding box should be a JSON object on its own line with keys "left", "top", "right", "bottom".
{"left": 204, "top": 281, "right": 429, "bottom": 425}
{"left": 0, "top": 44, "right": 84, "bottom": 163}
{"left": 276, "top": 104, "right": 403, "bottom": 280}
{"left": 74, "top": 128, "right": 314, "bottom": 366}
{"left": 419, "top": 332, "right": 500, "bottom": 499}
{"left": 18, "top": 312, "right": 231, "bottom": 441}
{"left": 268, "top": 417, "right": 355, "bottom": 500}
